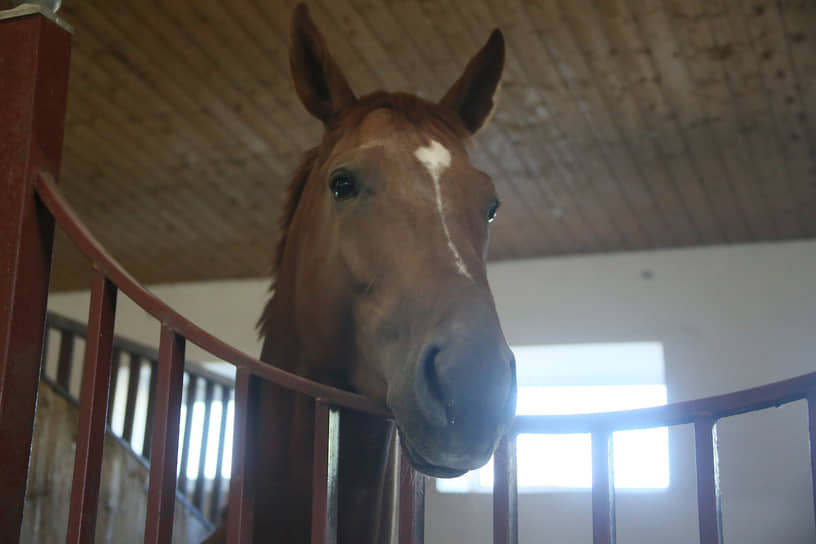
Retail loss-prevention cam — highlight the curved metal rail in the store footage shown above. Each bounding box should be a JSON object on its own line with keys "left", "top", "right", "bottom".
{"left": 492, "top": 370, "right": 816, "bottom": 544}
{"left": 33, "top": 170, "right": 816, "bottom": 544}
{"left": 513, "top": 369, "right": 816, "bottom": 435}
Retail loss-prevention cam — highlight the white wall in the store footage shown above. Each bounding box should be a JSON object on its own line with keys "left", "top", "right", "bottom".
{"left": 47, "top": 240, "right": 816, "bottom": 544}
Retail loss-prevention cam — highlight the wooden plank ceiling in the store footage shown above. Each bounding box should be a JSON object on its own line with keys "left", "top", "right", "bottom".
{"left": 40, "top": 0, "right": 816, "bottom": 290}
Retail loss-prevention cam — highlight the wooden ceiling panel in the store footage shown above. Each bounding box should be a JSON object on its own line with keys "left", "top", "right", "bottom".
{"left": 37, "top": 0, "right": 816, "bottom": 290}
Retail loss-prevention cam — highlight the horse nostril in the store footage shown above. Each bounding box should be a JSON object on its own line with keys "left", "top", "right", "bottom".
{"left": 421, "top": 346, "right": 457, "bottom": 425}
{"left": 422, "top": 346, "right": 443, "bottom": 400}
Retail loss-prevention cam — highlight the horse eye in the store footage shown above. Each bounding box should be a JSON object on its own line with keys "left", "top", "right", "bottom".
{"left": 487, "top": 200, "right": 500, "bottom": 223}
{"left": 330, "top": 172, "right": 358, "bottom": 200}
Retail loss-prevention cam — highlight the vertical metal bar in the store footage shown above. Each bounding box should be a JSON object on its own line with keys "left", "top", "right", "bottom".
{"left": 399, "top": 445, "right": 425, "bottom": 544}
{"left": 107, "top": 348, "right": 122, "bottom": 426}
{"left": 193, "top": 380, "right": 215, "bottom": 509}
{"left": 121, "top": 353, "right": 141, "bottom": 443}
{"left": 807, "top": 392, "right": 816, "bottom": 536}
{"left": 209, "top": 385, "right": 231, "bottom": 521}
{"left": 142, "top": 360, "right": 158, "bottom": 458}
{"left": 177, "top": 374, "right": 197, "bottom": 496}
{"left": 0, "top": 12, "right": 71, "bottom": 541}
{"left": 311, "top": 399, "right": 340, "bottom": 544}
{"left": 227, "top": 369, "right": 259, "bottom": 543}
{"left": 56, "top": 330, "right": 75, "bottom": 390}
{"left": 65, "top": 271, "right": 117, "bottom": 544}
{"left": 492, "top": 433, "right": 518, "bottom": 544}
{"left": 144, "top": 326, "right": 186, "bottom": 544}
{"left": 694, "top": 417, "right": 723, "bottom": 544}
{"left": 591, "top": 430, "right": 616, "bottom": 544}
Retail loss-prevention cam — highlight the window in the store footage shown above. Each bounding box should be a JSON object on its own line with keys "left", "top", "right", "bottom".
{"left": 437, "top": 342, "right": 669, "bottom": 493}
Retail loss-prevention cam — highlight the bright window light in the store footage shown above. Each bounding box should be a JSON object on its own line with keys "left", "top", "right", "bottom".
{"left": 437, "top": 342, "right": 669, "bottom": 493}
{"left": 177, "top": 398, "right": 234, "bottom": 480}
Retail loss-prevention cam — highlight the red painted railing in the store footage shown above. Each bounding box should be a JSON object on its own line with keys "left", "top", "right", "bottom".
{"left": 491, "top": 373, "right": 816, "bottom": 544}
{"left": 2, "top": 9, "right": 815, "bottom": 544}
{"left": 1, "top": 10, "right": 410, "bottom": 543}
{"left": 43, "top": 311, "right": 235, "bottom": 527}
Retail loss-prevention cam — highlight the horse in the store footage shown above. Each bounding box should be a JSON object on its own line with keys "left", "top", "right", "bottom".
{"left": 206, "top": 4, "right": 516, "bottom": 542}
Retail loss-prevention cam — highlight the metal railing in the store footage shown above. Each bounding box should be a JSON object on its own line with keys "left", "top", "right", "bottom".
{"left": 491, "top": 372, "right": 816, "bottom": 544}
{"left": 0, "top": 12, "right": 417, "bottom": 543}
{"left": 3, "top": 10, "right": 816, "bottom": 544}
{"left": 32, "top": 169, "right": 409, "bottom": 543}
{"left": 42, "top": 312, "right": 235, "bottom": 527}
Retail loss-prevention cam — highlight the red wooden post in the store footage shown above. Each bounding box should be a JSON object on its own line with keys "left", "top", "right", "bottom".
{"left": 227, "top": 369, "right": 259, "bottom": 543}
{"left": 492, "top": 433, "right": 518, "bottom": 544}
{"left": 591, "top": 430, "right": 616, "bottom": 544}
{"left": 311, "top": 399, "right": 340, "bottom": 544}
{"left": 0, "top": 8, "right": 71, "bottom": 541}
{"left": 66, "top": 270, "right": 118, "bottom": 544}
{"left": 144, "top": 326, "right": 186, "bottom": 544}
{"left": 694, "top": 417, "right": 723, "bottom": 544}
{"left": 399, "top": 447, "right": 425, "bottom": 544}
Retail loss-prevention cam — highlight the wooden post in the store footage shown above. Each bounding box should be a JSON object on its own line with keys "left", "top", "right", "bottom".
{"left": 66, "top": 271, "right": 117, "bottom": 544}
{"left": 227, "top": 369, "right": 261, "bottom": 543}
{"left": 0, "top": 7, "right": 72, "bottom": 541}
{"left": 144, "top": 326, "right": 186, "bottom": 544}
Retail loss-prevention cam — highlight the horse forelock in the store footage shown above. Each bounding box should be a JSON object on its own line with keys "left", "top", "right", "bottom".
{"left": 258, "top": 91, "right": 470, "bottom": 338}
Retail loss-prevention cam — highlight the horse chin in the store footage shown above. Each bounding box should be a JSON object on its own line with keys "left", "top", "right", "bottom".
{"left": 397, "top": 429, "right": 472, "bottom": 479}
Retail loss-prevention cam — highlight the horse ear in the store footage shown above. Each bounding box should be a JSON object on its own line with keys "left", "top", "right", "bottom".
{"left": 439, "top": 29, "right": 505, "bottom": 134}
{"left": 289, "top": 3, "right": 357, "bottom": 123}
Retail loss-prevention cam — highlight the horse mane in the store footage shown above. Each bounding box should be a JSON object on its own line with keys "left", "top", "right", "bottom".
{"left": 258, "top": 91, "right": 469, "bottom": 337}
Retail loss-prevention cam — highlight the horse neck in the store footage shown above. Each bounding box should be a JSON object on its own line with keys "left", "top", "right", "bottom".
{"left": 255, "top": 314, "right": 397, "bottom": 543}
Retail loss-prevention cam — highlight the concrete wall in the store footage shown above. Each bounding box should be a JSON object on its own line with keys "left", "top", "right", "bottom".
{"left": 47, "top": 240, "right": 816, "bottom": 543}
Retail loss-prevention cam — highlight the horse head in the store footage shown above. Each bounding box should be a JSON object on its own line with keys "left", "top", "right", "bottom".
{"left": 263, "top": 4, "right": 516, "bottom": 478}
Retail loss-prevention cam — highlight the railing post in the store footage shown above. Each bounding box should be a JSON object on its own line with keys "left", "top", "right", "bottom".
{"left": 311, "top": 399, "right": 340, "bottom": 544}
{"left": 0, "top": 7, "right": 72, "bottom": 541}
{"left": 694, "top": 416, "right": 723, "bottom": 544}
{"left": 144, "top": 326, "right": 186, "bottom": 544}
{"left": 399, "top": 445, "right": 425, "bottom": 544}
{"left": 227, "top": 369, "right": 260, "bottom": 543}
{"left": 66, "top": 270, "right": 118, "bottom": 544}
{"left": 591, "top": 429, "right": 616, "bottom": 544}
{"left": 493, "top": 433, "right": 518, "bottom": 544}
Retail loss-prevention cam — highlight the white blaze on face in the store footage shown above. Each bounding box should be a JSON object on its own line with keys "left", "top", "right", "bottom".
{"left": 413, "top": 139, "right": 472, "bottom": 279}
